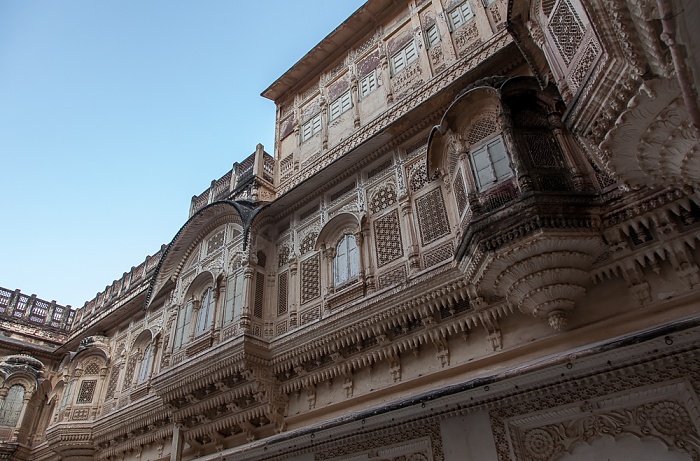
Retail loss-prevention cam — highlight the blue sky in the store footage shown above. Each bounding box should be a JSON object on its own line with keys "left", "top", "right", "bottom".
{"left": 0, "top": 1, "right": 365, "bottom": 309}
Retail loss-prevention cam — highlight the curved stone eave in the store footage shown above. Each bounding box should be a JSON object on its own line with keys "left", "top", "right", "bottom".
{"left": 144, "top": 200, "right": 267, "bottom": 309}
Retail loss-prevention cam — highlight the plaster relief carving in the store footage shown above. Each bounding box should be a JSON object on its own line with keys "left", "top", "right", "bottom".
{"left": 506, "top": 380, "right": 700, "bottom": 461}
{"left": 601, "top": 77, "right": 700, "bottom": 188}
{"left": 469, "top": 235, "right": 605, "bottom": 330}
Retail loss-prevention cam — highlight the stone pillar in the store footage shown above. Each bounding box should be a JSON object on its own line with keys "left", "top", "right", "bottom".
{"left": 448, "top": 131, "right": 481, "bottom": 213}
{"left": 12, "top": 391, "right": 33, "bottom": 441}
{"left": 431, "top": 0, "right": 458, "bottom": 60}
{"left": 498, "top": 102, "right": 532, "bottom": 193}
{"left": 170, "top": 423, "right": 184, "bottom": 461}
{"left": 240, "top": 264, "right": 255, "bottom": 333}
{"left": 288, "top": 256, "right": 299, "bottom": 328}
{"left": 0, "top": 387, "right": 8, "bottom": 409}
{"left": 379, "top": 43, "right": 394, "bottom": 104}
{"left": 187, "top": 300, "right": 199, "bottom": 343}
{"left": 322, "top": 245, "right": 336, "bottom": 297}
{"left": 399, "top": 197, "right": 421, "bottom": 272}
{"left": 350, "top": 71, "right": 361, "bottom": 128}
{"left": 320, "top": 95, "right": 329, "bottom": 151}
{"left": 212, "top": 281, "right": 225, "bottom": 333}
{"left": 361, "top": 223, "right": 376, "bottom": 292}
{"left": 547, "top": 111, "right": 592, "bottom": 190}
{"left": 354, "top": 231, "right": 367, "bottom": 289}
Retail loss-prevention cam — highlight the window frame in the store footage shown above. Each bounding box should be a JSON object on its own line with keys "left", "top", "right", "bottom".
{"left": 334, "top": 234, "right": 360, "bottom": 288}
{"left": 425, "top": 24, "right": 441, "bottom": 48}
{"left": 0, "top": 384, "right": 25, "bottom": 426}
{"left": 173, "top": 299, "right": 193, "bottom": 350}
{"left": 447, "top": 1, "right": 475, "bottom": 31}
{"left": 224, "top": 270, "right": 245, "bottom": 324}
{"left": 136, "top": 342, "right": 154, "bottom": 385}
{"left": 329, "top": 90, "right": 353, "bottom": 121}
{"left": 194, "top": 287, "right": 215, "bottom": 336}
{"left": 469, "top": 135, "right": 513, "bottom": 191}
{"left": 301, "top": 113, "right": 322, "bottom": 142}
{"left": 359, "top": 70, "right": 378, "bottom": 99}
{"left": 390, "top": 40, "right": 418, "bottom": 76}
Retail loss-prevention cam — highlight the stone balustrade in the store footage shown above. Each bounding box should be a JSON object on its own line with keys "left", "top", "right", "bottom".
{"left": 0, "top": 286, "right": 73, "bottom": 334}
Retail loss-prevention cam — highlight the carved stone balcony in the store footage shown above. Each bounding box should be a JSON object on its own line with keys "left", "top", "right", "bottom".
{"left": 457, "top": 193, "right": 604, "bottom": 331}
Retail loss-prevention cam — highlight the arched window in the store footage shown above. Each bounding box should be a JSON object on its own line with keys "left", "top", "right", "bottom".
{"left": 137, "top": 342, "right": 154, "bottom": 384}
{"left": 0, "top": 385, "right": 25, "bottom": 426}
{"left": 195, "top": 288, "right": 215, "bottom": 336}
{"left": 334, "top": 234, "right": 359, "bottom": 287}
{"left": 173, "top": 300, "right": 193, "bottom": 350}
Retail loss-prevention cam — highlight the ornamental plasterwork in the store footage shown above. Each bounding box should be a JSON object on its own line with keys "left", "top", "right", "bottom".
{"left": 505, "top": 380, "right": 700, "bottom": 461}
{"left": 464, "top": 234, "right": 606, "bottom": 331}
{"left": 329, "top": 200, "right": 359, "bottom": 219}
{"left": 600, "top": 77, "right": 699, "bottom": 188}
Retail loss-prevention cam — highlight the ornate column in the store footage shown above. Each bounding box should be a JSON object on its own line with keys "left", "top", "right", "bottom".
{"left": 12, "top": 390, "right": 33, "bottom": 441}
{"left": 350, "top": 71, "right": 361, "bottom": 128}
{"left": 379, "top": 43, "right": 394, "bottom": 104}
{"left": 212, "top": 280, "right": 225, "bottom": 334}
{"left": 547, "top": 111, "right": 592, "bottom": 190}
{"left": 399, "top": 196, "right": 421, "bottom": 272}
{"left": 320, "top": 95, "right": 329, "bottom": 151}
{"left": 170, "top": 422, "right": 184, "bottom": 461}
{"left": 354, "top": 231, "right": 367, "bottom": 289}
{"left": 447, "top": 130, "right": 481, "bottom": 213}
{"left": 498, "top": 102, "right": 532, "bottom": 193}
{"left": 239, "top": 263, "right": 255, "bottom": 333}
{"left": 288, "top": 255, "right": 299, "bottom": 328}
{"left": 322, "top": 244, "right": 336, "bottom": 297}
{"left": 187, "top": 299, "right": 199, "bottom": 343}
{"left": 361, "top": 222, "right": 376, "bottom": 292}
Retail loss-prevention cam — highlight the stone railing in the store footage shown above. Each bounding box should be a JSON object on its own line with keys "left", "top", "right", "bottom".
{"left": 0, "top": 286, "right": 74, "bottom": 333}
{"left": 70, "top": 247, "right": 166, "bottom": 332}
{"left": 189, "top": 144, "right": 276, "bottom": 217}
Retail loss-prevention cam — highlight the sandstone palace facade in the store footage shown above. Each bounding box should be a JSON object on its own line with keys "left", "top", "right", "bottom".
{"left": 1, "top": 0, "right": 700, "bottom": 459}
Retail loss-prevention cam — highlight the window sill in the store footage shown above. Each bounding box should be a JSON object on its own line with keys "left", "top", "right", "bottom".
{"left": 327, "top": 280, "right": 364, "bottom": 310}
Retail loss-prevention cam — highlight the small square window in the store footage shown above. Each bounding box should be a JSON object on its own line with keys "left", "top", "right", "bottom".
{"left": 329, "top": 91, "right": 352, "bottom": 121}
{"left": 448, "top": 1, "right": 474, "bottom": 31}
{"left": 425, "top": 24, "right": 441, "bottom": 48}
{"left": 359, "top": 70, "right": 378, "bottom": 99}
{"left": 391, "top": 40, "right": 418, "bottom": 75}
{"left": 470, "top": 136, "right": 513, "bottom": 190}
{"left": 302, "top": 113, "right": 322, "bottom": 142}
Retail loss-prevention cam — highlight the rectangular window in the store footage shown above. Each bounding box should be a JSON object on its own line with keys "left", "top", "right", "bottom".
{"left": 391, "top": 40, "right": 418, "bottom": 75}
{"left": 329, "top": 90, "right": 352, "bottom": 121}
{"left": 448, "top": 1, "right": 474, "bottom": 31}
{"left": 470, "top": 136, "right": 513, "bottom": 190}
{"left": 224, "top": 272, "right": 244, "bottom": 324}
{"left": 301, "top": 113, "right": 322, "bottom": 142}
{"left": 359, "top": 70, "right": 378, "bottom": 99}
{"left": 425, "top": 24, "right": 441, "bottom": 48}
{"left": 173, "top": 300, "right": 193, "bottom": 349}
{"left": 194, "top": 288, "right": 213, "bottom": 336}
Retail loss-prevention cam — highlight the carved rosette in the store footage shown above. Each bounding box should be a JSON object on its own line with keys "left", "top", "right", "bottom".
{"left": 471, "top": 235, "right": 605, "bottom": 330}
{"left": 600, "top": 77, "right": 700, "bottom": 188}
